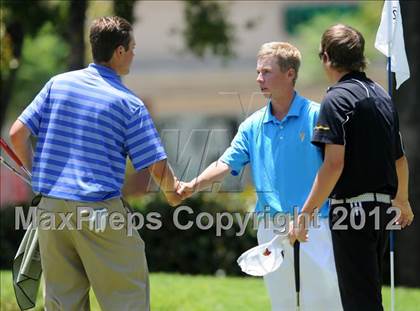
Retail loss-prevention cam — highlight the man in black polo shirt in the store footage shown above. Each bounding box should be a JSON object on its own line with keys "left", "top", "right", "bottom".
{"left": 293, "top": 24, "right": 414, "bottom": 311}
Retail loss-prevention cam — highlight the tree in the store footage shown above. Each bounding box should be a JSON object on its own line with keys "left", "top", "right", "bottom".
{"left": 0, "top": 0, "right": 60, "bottom": 130}
{"left": 114, "top": 0, "right": 137, "bottom": 24}
{"left": 68, "top": 0, "right": 87, "bottom": 70}
{"left": 182, "top": 0, "right": 235, "bottom": 60}
{"left": 1, "top": 0, "right": 234, "bottom": 130}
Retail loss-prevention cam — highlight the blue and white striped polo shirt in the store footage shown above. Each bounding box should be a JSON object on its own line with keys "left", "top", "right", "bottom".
{"left": 19, "top": 63, "right": 167, "bottom": 202}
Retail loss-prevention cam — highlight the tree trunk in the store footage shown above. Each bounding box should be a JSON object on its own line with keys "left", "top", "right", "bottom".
{"left": 394, "top": 0, "right": 420, "bottom": 287}
{"left": 0, "top": 21, "right": 24, "bottom": 131}
{"left": 68, "top": 0, "right": 87, "bottom": 70}
{"left": 113, "top": 0, "right": 137, "bottom": 24}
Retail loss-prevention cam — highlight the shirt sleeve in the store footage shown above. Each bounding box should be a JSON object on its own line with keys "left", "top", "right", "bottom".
{"left": 18, "top": 79, "right": 53, "bottom": 136}
{"left": 125, "top": 105, "right": 167, "bottom": 171}
{"left": 219, "top": 122, "right": 250, "bottom": 175}
{"left": 393, "top": 107, "right": 405, "bottom": 159}
{"left": 312, "top": 104, "right": 320, "bottom": 129}
{"left": 312, "top": 91, "right": 351, "bottom": 147}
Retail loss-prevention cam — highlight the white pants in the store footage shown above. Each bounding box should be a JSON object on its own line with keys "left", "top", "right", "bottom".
{"left": 257, "top": 218, "right": 343, "bottom": 311}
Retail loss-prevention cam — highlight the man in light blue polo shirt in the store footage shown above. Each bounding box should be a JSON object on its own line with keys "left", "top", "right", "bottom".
{"left": 9, "top": 16, "right": 181, "bottom": 311}
{"left": 177, "top": 42, "right": 342, "bottom": 310}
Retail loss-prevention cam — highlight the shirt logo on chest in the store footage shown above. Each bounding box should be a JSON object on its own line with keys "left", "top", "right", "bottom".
{"left": 314, "top": 125, "right": 330, "bottom": 131}
{"left": 300, "top": 132, "right": 305, "bottom": 142}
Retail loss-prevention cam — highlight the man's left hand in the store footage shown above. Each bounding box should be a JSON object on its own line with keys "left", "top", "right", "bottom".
{"left": 393, "top": 197, "right": 414, "bottom": 228}
{"left": 294, "top": 213, "right": 309, "bottom": 242}
{"left": 288, "top": 221, "right": 297, "bottom": 245}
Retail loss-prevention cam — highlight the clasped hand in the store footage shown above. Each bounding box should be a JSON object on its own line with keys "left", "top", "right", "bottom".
{"left": 176, "top": 180, "right": 197, "bottom": 200}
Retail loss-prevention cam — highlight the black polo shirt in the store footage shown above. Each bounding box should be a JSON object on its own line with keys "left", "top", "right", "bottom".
{"left": 312, "top": 71, "right": 404, "bottom": 199}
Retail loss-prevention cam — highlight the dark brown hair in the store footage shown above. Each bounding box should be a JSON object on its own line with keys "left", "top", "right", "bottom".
{"left": 89, "top": 16, "right": 132, "bottom": 63}
{"left": 320, "top": 24, "right": 367, "bottom": 72}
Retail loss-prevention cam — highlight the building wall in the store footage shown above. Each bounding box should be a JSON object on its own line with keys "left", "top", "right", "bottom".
{"left": 126, "top": 1, "right": 363, "bottom": 117}
{"left": 126, "top": 1, "right": 336, "bottom": 118}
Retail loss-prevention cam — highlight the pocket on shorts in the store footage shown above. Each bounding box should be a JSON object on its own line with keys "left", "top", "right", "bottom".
{"left": 114, "top": 198, "right": 145, "bottom": 246}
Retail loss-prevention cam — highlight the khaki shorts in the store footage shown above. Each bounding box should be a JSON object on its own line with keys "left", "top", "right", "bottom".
{"left": 37, "top": 196, "right": 149, "bottom": 311}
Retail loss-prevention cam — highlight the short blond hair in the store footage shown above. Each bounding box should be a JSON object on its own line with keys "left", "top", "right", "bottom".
{"left": 257, "top": 42, "right": 301, "bottom": 84}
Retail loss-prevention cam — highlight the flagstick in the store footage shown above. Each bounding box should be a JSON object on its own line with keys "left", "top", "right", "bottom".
{"left": 377, "top": 0, "right": 409, "bottom": 307}
{"left": 388, "top": 55, "right": 395, "bottom": 311}
{"left": 386, "top": 2, "right": 395, "bottom": 310}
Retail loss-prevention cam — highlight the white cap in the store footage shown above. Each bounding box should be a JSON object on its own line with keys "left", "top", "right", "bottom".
{"left": 237, "top": 235, "right": 287, "bottom": 276}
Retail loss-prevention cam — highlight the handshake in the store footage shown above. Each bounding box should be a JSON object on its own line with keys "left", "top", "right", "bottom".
{"left": 159, "top": 160, "right": 230, "bottom": 207}
{"left": 176, "top": 179, "right": 197, "bottom": 201}
{"left": 164, "top": 179, "right": 197, "bottom": 207}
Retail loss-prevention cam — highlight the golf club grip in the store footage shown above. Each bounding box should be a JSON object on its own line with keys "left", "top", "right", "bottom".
{"left": 293, "top": 241, "right": 300, "bottom": 292}
{"left": 0, "top": 137, "right": 24, "bottom": 168}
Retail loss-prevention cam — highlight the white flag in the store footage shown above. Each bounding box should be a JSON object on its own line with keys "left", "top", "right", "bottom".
{"left": 375, "top": 0, "right": 410, "bottom": 89}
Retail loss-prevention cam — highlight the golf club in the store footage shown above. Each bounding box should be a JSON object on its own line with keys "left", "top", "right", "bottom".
{"left": 0, "top": 156, "right": 31, "bottom": 185}
{"left": 293, "top": 241, "right": 300, "bottom": 311}
{"left": 0, "top": 137, "right": 32, "bottom": 178}
{"left": 390, "top": 230, "right": 395, "bottom": 311}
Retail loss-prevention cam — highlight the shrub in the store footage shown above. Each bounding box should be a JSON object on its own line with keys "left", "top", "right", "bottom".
{"left": 131, "top": 193, "right": 258, "bottom": 276}
{"left": 0, "top": 193, "right": 258, "bottom": 276}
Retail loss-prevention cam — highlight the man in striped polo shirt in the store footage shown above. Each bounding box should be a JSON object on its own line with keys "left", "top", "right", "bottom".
{"left": 9, "top": 16, "right": 180, "bottom": 310}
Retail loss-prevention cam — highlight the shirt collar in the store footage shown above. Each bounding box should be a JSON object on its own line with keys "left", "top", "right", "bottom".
{"left": 87, "top": 63, "right": 121, "bottom": 81}
{"left": 338, "top": 71, "right": 367, "bottom": 82}
{"left": 263, "top": 91, "right": 304, "bottom": 124}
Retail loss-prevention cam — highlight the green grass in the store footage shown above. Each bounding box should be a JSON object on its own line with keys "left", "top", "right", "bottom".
{"left": 1, "top": 270, "right": 420, "bottom": 310}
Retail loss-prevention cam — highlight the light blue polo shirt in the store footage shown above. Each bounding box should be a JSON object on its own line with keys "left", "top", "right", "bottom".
{"left": 220, "top": 92, "right": 328, "bottom": 217}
